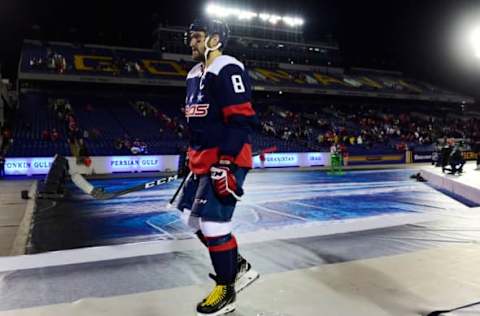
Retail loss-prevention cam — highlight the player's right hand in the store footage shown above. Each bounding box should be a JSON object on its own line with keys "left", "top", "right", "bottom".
{"left": 210, "top": 157, "right": 243, "bottom": 202}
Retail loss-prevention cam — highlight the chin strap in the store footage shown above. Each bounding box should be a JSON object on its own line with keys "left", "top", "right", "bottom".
{"left": 204, "top": 36, "right": 222, "bottom": 62}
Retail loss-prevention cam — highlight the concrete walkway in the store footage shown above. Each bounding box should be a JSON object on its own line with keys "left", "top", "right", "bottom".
{"left": 2, "top": 244, "right": 480, "bottom": 316}
{"left": 0, "top": 179, "right": 33, "bottom": 256}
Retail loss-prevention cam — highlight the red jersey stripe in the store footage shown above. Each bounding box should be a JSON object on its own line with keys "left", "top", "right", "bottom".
{"left": 222, "top": 102, "right": 255, "bottom": 121}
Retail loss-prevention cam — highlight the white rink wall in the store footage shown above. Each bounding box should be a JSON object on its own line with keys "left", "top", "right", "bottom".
{"left": 4, "top": 152, "right": 332, "bottom": 176}
{"left": 4, "top": 155, "right": 180, "bottom": 176}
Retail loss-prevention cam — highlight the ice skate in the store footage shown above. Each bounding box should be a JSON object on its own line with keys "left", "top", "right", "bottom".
{"left": 235, "top": 256, "right": 260, "bottom": 294}
{"left": 197, "top": 284, "right": 236, "bottom": 316}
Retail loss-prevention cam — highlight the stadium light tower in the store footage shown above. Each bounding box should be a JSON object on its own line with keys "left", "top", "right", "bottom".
{"left": 471, "top": 26, "right": 480, "bottom": 58}
{"left": 205, "top": 3, "right": 304, "bottom": 28}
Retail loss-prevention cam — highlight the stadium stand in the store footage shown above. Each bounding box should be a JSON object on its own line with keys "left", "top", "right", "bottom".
{"left": 6, "top": 89, "right": 479, "bottom": 159}
{"left": 19, "top": 40, "right": 466, "bottom": 103}
{"left": 5, "top": 26, "right": 475, "bottom": 160}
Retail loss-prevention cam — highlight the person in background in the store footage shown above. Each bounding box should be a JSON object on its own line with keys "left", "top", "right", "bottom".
{"left": 0, "top": 155, "right": 5, "bottom": 178}
{"left": 473, "top": 136, "right": 480, "bottom": 171}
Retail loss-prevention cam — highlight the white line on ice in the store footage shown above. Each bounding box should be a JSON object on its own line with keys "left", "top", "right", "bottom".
{"left": 145, "top": 220, "right": 177, "bottom": 239}
{"left": 247, "top": 204, "right": 308, "bottom": 221}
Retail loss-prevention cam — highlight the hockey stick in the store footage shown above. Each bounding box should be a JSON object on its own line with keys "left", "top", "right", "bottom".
{"left": 71, "top": 172, "right": 178, "bottom": 200}
{"left": 425, "top": 300, "right": 480, "bottom": 316}
{"left": 166, "top": 146, "right": 278, "bottom": 207}
{"left": 166, "top": 171, "right": 192, "bottom": 208}
{"left": 71, "top": 146, "right": 278, "bottom": 201}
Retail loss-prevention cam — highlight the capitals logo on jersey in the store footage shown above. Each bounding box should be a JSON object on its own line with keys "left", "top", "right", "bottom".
{"left": 185, "top": 103, "right": 209, "bottom": 118}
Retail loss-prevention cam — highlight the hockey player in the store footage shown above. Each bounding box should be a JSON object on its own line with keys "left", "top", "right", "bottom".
{"left": 177, "top": 18, "right": 259, "bottom": 315}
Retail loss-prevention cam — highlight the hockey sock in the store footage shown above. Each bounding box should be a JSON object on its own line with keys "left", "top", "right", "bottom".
{"left": 206, "top": 233, "right": 238, "bottom": 285}
{"left": 197, "top": 230, "right": 245, "bottom": 264}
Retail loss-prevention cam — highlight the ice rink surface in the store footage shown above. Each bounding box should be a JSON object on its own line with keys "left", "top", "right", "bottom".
{"left": 28, "top": 169, "right": 471, "bottom": 251}
{"left": 1, "top": 168, "right": 480, "bottom": 315}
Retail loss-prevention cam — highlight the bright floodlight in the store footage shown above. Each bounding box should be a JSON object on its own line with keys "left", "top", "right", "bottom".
{"left": 282, "top": 17, "right": 304, "bottom": 27}
{"left": 206, "top": 4, "right": 231, "bottom": 17}
{"left": 238, "top": 10, "right": 257, "bottom": 20}
{"left": 472, "top": 26, "right": 480, "bottom": 58}
{"left": 206, "top": 4, "right": 255, "bottom": 19}
{"left": 268, "top": 15, "right": 282, "bottom": 25}
{"left": 205, "top": 3, "right": 304, "bottom": 27}
{"left": 259, "top": 13, "right": 270, "bottom": 21}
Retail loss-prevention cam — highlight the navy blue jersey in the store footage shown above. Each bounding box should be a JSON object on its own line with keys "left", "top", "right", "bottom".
{"left": 185, "top": 55, "right": 257, "bottom": 174}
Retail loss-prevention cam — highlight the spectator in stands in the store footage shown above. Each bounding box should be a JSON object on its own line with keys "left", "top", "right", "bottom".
{"left": 330, "top": 143, "right": 338, "bottom": 154}
{"left": 281, "top": 127, "right": 292, "bottom": 141}
{"left": 140, "top": 141, "right": 148, "bottom": 154}
{"left": 78, "top": 138, "right": 89, "bottom": 157}
{"left": 123, "top": 138, "right": 131, "bottom": 150}
{"left": 1, "top": 127, "right": 12, "bottom": 152}
{"left": 341, "top": 145, "right": 349, "bottom": 166}
{"left": 90, "top": 128, "right": 101, "bottom": 139}
{"left": 41, "top": 129, "right": 50, "bottom": 141}
{"left": 349, "top": 136, "right": 356, "bottom": 145}
{"left": 47, "top": 53, "right": 56, "bottom": 70}
{"left": 67, "top": 116, "right": 77, "bottom": 131}
{"left": 2, "top": 127, "right": 12, "bottom": 141}
{"left": 134, "top": 62, "right": 143, "bottom": 74}
{"left": 65, "top": 102, "right": 72, "bottom": 115}
{"left": 262, "top": 121, "right": 276, "bottom": 136}
{"left": 130, "top": 139, "right": 142, "bottom": 155}
{"left": 69, "top": 137, "right": 80, "bottom": 157}
{"left": 317, "top": 134, "right": 324, "bottom": 145}
{"left": 47, "top": 53, "right": 67, "bottom": 74}
{"left": 0, "top": 155, "right": 4, "bottom": 178}
{"left": 51, "top": 129, "right": 60, "bottom": 141}
{"left": 130, "top": 138, "right": 148, "bottom": 155}
{"left": 175, "top": 122, "right": 186, "bottom": 138}
{"left": 51, "top": 99, "right": 57, "bottom": 112}
{"left": 29, "top": 57, "right": 45, "bottom": 69}
{"left": 114, "top": 138, "right": 123, "bottom": 151}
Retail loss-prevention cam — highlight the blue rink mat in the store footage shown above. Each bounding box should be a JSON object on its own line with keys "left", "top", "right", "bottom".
{"left": 29, "top": 169, "right": 462, "bottom": 251}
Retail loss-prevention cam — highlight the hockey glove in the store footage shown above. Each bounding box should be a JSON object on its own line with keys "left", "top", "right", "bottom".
{"left": 210, "top": 156, "right": 244, "bottom": 202}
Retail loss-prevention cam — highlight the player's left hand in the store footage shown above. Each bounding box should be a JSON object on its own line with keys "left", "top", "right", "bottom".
{"left": 210, "top": 156, "right": 243, "bottom": 202}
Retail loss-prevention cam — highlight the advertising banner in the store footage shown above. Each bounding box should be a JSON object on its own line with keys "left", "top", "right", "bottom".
{"left": 5, "top": 155, "right": 179, "bottom": 175}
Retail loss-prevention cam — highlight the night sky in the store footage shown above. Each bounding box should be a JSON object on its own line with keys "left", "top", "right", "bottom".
{"left": 1, "top": 0, "right": 479, "bottom": 103}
